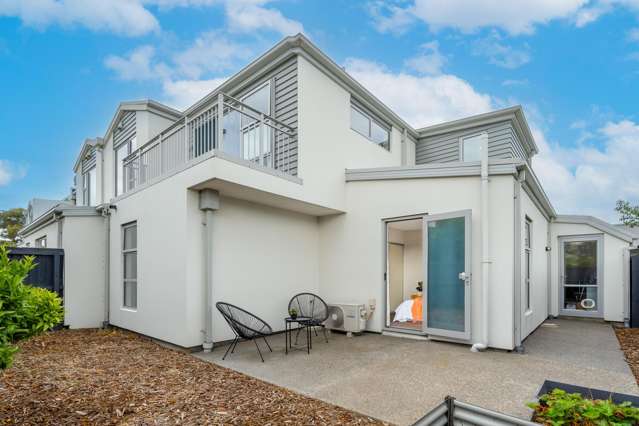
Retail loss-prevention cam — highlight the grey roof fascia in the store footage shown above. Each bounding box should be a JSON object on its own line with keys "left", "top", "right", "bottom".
{"left": 554, "top": 215, "right": 635, "bottom": 243}
{"left": 102, "top": 100, "right": 182, "bottom": 145}
{"left": 345, "top": 158, "right": 521, "bottom": 182}
{"left": 20, "top": 205, "right": 100, "bottom": 237}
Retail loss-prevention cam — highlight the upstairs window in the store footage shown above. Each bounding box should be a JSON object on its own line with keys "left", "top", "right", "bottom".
{"left": 350, "top": 102, "right": 390, "bottom": 150}
{"left": 83, "top": 167, "right": 96, "bottom": 206}
{"left": 115, "top": 136, "right": 137, "bottom": 196}
{"left": 461, "top": 133, "right": 486, "bottom": 162}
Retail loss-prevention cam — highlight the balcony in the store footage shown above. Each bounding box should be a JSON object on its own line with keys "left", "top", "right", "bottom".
{"left": 122, "top": 93, "right": 297, "bottom": 194}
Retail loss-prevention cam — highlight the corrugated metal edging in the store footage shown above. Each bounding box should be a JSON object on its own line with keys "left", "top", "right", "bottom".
{"left": 412, "top": 397, "right": 538, "bottom": 426}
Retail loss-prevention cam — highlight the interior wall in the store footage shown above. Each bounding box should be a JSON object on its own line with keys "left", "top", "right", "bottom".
{"left": 387, "top": 227, "right": 423, "bottom": 303}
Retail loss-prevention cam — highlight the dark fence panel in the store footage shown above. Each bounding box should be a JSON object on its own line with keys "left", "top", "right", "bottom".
{"left": 632, "top": 252, "right": 639, "bottom": 328}
{"left": 8, "top": 247, "right": 64, "bottom": 299}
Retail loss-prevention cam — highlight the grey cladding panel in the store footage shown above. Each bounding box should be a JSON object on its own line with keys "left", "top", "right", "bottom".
{"left": 81, "top": 147, "right": 96, "bottom": 173}
{"left": 416, "top": 120, "right": 528, "bottom": 164}
{"left": 113, "top": 111, "right": 136, "bottom": 149}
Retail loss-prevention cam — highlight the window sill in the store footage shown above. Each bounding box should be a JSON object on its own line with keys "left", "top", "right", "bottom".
{"left": 121, "top": 307, "right": 138, "bottom": 313}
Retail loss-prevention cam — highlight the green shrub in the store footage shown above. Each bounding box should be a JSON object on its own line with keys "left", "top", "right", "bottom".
{"left": 0, "top": 245, "right": 64, "bottom": 369}
{"left": 528, "top": 388, "right": 639, "bottom": 426}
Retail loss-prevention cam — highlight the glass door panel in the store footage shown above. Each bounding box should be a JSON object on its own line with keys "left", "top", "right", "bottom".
{"left": 559, "top": 237, "right": 602, "bottom": 317}
{"left": 423, "top": 210, "right": 471, "bottom": 340}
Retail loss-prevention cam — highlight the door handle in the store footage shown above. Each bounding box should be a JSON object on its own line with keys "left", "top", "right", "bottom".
{"left": 459, "top": 272, "right": 470, "bottom": 284}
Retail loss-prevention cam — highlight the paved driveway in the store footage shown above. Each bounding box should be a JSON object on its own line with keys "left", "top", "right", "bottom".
{"left": 196, "top": 319, "right": 638, "bottom": 426}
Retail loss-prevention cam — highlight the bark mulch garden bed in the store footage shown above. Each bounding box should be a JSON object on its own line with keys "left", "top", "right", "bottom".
{"left": 615, "top": 326, "right": 639, "bottom": 384}
{"left": 0, "top": 329, "right": 388, "bottom": 425}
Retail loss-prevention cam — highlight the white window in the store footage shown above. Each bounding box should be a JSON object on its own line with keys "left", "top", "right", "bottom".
{"left": 461, "top": 133, "right": 485, "bottom": 162}
{"left": 122, "top": 222, "right": 138, "bottom": 309}
{"left": 350, "top": 102, "right": 390, "bottom": 150}
{"left": 524, "top": 218, "right": 532, "bottom": 311}
{"left": 115, "top": 137, "right": 136, "bottom": 196}
{"left": 35, "top": 236, "right": 47, "bottom": 248}
{"left": 82, "top": 167, "right": 96, "bottom": 206}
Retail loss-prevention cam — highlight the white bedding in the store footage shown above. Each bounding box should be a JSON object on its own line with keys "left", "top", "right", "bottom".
{"left": 393, "top": 299, "right": 415, "bottom": 322}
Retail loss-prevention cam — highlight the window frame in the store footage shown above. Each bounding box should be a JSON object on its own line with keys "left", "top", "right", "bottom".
{"left": 349, "top": 101, "right": 391, "bottom": 151}
{"left": 524, "top": 217, "right": 532, "bottom": 312}
{"left": 459, "top": 132, "right": 487, "bottom": 162}
{"left": 82, "top": 168, "right": 91, "bottom": 206}
{"left": 115, "top": 136, "right": 137, "bottom": 197}
{"left": 122, "top": 221, "right": 138, "bottom": 310}
{"left": 35, "top": 236, "right": 47, "bottom": 248}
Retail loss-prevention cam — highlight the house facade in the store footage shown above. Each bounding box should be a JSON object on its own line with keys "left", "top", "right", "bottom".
{"left": 21, "top": 34, "right": 637, "bottom": 351}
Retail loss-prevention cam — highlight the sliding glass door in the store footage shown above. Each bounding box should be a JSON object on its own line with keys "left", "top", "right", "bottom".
{"left": 422, "top": 210, "right": 472, "bottom": 340}
{"left": 559, "top": 235, "right": 603, "bottom": 318}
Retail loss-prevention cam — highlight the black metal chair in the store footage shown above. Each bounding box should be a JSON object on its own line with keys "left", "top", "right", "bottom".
{"left": 216, "top": 302, "right": 273, "bottom": 362}
{"left": 288, "top": 292, "right": 329, "bottom": 345}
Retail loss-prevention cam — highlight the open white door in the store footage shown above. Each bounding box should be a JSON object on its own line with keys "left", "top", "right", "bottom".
{"left": 422, "top": 210, "right": 472, "bottom": 340}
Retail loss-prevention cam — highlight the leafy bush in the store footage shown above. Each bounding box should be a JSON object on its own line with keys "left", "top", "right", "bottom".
{"left": 0, "top": 245, "right": 64, "bottom": 369}
{"left": 528, "top": 388, "right": 639, "bottom": 426}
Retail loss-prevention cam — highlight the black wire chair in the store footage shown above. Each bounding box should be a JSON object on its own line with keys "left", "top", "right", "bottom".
{"left": 216, "top": 302, "right": 273, "bottom": 362}
{"left": 288, "top": 292, "right": 329, "bottom": 344}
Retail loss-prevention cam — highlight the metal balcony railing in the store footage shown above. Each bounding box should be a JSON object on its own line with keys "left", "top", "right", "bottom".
{"left": 122, "top": 93, "right": 296, "bottom": 193}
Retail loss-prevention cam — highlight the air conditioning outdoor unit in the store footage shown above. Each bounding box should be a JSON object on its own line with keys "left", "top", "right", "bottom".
{"left": 325, "top": 303, "right": 367, "bottom": 336}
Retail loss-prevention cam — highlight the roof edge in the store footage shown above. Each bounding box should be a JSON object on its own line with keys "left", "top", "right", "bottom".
{"left": 554, "top": 215, "right": 635, "bottom": 243}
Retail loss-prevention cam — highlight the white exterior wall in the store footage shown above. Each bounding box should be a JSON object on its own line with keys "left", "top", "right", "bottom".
{"left": 519, "top": 190, "right": 550, "bottom": 339}
{"left": 21, "top": 215, "right": 104, "bottom": 329}
{"left": 109, "top": 163, "right": 320, "bottom": 347}
{"left": 62, "top": 216, "right": 105, "bottom": 328}
{"left": 210, "top": 197, "right": 319, "bottom": 342}
{"left": 22, "top": 220, "right": 59, "bottom": 248}
{"left": 296, "top": 55, "right": 404, "bottom": 209}
{"left": 318, "top": 175, "right": 516, "bottom": 350}
{"left": 550, "top": 222, "right": 630, "bottom": 322}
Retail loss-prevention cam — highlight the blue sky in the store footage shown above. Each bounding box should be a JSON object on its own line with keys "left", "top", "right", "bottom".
{"left": 1, "top": 0, "right": 638, "bottom": 221}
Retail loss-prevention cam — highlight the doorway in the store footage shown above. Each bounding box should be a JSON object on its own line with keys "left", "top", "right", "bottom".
{"left": 385, "top": 210, "right": 472, "bottom": 341}
{"left": 386, "top": 218, "right": 423, "bottom": 331}
{"left": 559, "top": 235, "right": 603, "bottom": 318}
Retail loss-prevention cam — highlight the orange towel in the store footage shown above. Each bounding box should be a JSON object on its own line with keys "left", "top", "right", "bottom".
{"left": 411, "top": 297, "right": 423, "bottom": 322}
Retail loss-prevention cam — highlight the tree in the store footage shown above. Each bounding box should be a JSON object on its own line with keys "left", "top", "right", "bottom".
{"left": 616, "top": 200, "right": 639, "bottom": 227}
{"left": 0, "top": 208, "right": 26, "bottom": 245}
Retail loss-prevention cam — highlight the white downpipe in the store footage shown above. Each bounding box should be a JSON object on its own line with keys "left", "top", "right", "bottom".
{"left": 199, "top": 189, "right": 219, "bottom": 352}
{"left": 472, "top": 134, "right": 490, "bottom": 352}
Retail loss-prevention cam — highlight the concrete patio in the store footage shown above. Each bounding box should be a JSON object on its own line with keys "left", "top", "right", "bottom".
{"left": 196, "top": 319, "right": 638, "bottom": 426}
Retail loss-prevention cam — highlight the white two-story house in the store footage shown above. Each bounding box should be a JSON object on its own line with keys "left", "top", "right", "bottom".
{"left": 21, "top": 34, "right": 636, "bottom": 352}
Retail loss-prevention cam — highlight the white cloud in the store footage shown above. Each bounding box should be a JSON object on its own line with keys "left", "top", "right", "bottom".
{"left": 224, "top": 0, "right": 303, "bottom": 35}
{"left": 370, "top": 0, "right": 639, "bottom": 35}
{"left": 534, "top": 120, "right": 639, "bottom": 221}
{"left": 0, "top": 0, "right": 159, "bottom": 37}
{"left": 472, "top": 33, "right": 530, "bottom": 69}
{"left": 173, "top": 32, "right": 252, "bottom": 79}
{"left": 0, "top": 160, "right": 26, "bottom": 186}
{"left": 104, "top": 45, "right": 172, "bottom": 81}
{"left": 162, "top": 78, "right": 227, "bottom": 110}
{"left": 387, "top": 0, "right": 589, "bottom": 35}
{"left": 404, "top": 41, "right": 447, "bottom": 75}
{"left": 344, "top": 58, "right": 493, "bottom": 127}
{"left": 369, "top": 1, "right": 417, "bottom": 35}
